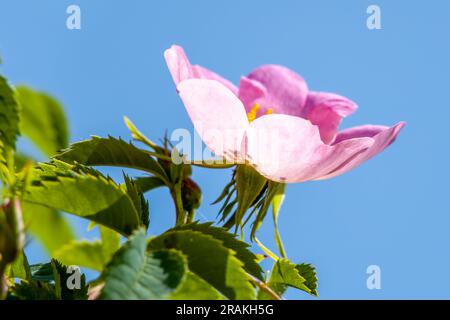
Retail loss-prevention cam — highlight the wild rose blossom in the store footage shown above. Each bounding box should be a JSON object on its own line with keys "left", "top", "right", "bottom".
{"left": 165, "top": 45, "right": 405, "bottom": 183}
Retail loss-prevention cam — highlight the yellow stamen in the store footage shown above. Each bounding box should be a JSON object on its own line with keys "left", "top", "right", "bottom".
{"left": 247, "top": 104, "right": 274, "bottom": 122}
{"left": 247, "top": 103, "right": 260, "bottom": 122}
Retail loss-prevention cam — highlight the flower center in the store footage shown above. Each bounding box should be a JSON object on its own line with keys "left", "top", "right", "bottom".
{"left": 247, "top": 103, "right": 273, "bottom": 122}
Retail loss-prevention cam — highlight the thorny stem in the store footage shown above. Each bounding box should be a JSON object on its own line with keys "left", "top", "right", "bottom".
{"left": 247, "top": 273, "right": 282, "bottom": 300}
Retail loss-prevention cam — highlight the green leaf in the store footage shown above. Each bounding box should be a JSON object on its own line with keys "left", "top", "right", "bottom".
{"left": 53, "top": 226, "right": 121, "bottom": 272}
{"left": 134, "top": 176, "right": 165, "bottom": 193}
{"left": 29, "top": 263, "right": 54, "bottom": 282}
{"left": 22, "top": 202, "right": 75, "bottom": 255}
{"left": 16, "top": 86, "right": 68, "bottom": 156}
{"left": 54, "top": 136, "right": 169, "bottom": 184}
{"left": 100, "top": 229, "right": 186, "bottom": 300}
{"left": 296, "top": 263, "right": 318, "bottom": 296}
{"left": 250, "top": 181, "right": 282, "bottom": 240}
{"left": 23, "top": 161, "right": 144, "bottom": 236}
{"left": 174, "top": 222, "right": 263, "bottom": 281}
{"left": 271, "top": 183, "right": 286, "bottom": 258}
{"left": 148, "top": 229, "right": 255, "bottom": 300}
{"left": 123, "top": 174, "right": 149, "bottom": 229}
{"left": 0, "top": 75, "right": 20, "bottom": 151}
{"left": 8, "top": 250, "right": 31, "bottom": 280}
{"left": 99, "top": 225, "right": 121, "bottom": 258}
{"left": 234, "top": 165, "right": 267, "bottom": 231}
{"left": 0, "top": 76, "right": 19, "bottom": 184}
{"left": 51, "top": 259, "right": 88, "bottom": 300}
{"left": 259, "top": 258, "right": 311, "bottom": 299}
{"left": 12, "top": 280, "right": 57, "bottom": 300}
{"left": 170, "top": 271, "right": 224, "bottom": 300}
{"left": 53, "top": 241, "right": 106, "bottom": 272}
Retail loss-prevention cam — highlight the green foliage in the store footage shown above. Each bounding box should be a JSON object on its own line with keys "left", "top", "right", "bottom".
{"left": 22, "top": 202, "right": 75, "bottom": 255}
{"left": 0, "top": 64, "right": 320, "bottom": 301}
{"left": 22, "top": 161, "right": 147, "bottom": 236}
{"left": 12, "top": 280, "right": 58, "bottom": 300}
{"left": 134, "top": 176, "right": 165, "bottom": 193}
{"left": 148, "top": 226, "right": 256, "bottom": 300}
{"left": 271, "top": 183, "right": 286, "bottom": 258}
{"left": 55, "top": 136, "right": 170, "bottom": 184}
{"left": 296, "top": 263, "right": 318, "bottom": 296}
{"left": 53, "top": 226, "right": 120, "bottom": 272}
{"left": 16, "top": 86, "right": 69, "bottom": 157}
{"left": 8, "top": 251, "right": 31, "bottom": 280}
{"left": 11, "top": 259, "right": 88, "bottom": 300}
{"left": 235, "top": 165, "right": 267, "bottom": 231}
{"left": 53, "top": 241, "right": 107, "bottom": 272}
{"left": 52, "top": 259, "right": 88, "bottom": 300}
{"left": 0, "top": 76, "right": 19, "bottom": 185}
{"left": 250, "top": 181, "right": 283, "bottom": 240}
{"left": 100, "top": 229, "right": 186, "bottom": 300}
{"left": 170, "top": 272, "right": 224, "bottom": 300}
{"left": 0, "top": 75, "right": 20, "bottom": 152}
{"left": 259, "top": 258, "right": 318, "bottom": 299}
{"left": 29, "top": 263, "right": 54, "bottom": 282}
{"left": 174, "top": 222, "right": 263, "bottom": 281}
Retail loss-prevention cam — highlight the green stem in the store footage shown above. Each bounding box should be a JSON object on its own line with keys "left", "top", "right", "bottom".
{"left": 247, "top": 273, "right": 282, "bottom": 300}
{"left": 186, "top": 209, "right": 195, "bottom": 224}
{"left": 171, "top": 184, "right": 186, "bottom": 226}
{"left": 0, "top": 263, "right": 7, "bottom": 300}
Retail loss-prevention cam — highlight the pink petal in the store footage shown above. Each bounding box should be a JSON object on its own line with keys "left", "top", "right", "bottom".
{"left": 303, "top": 92, "right": 358, "bottom": 144}
{"left": 164, "top": 45, "right": 193, "bottom": 85}
{"left": 237, "top": 76, "right": 268, "bottom": 113}
{"left": 333, "top": 124, "right": 389, "bottom": 144}
{"left": 244, "top": 114, "right": 374, "bottom": 183}
{"left": 318, "top": 122, "right": 406, "bottom": 180}
{"left": 177, "top": 79, "right": 249, "bottom": 161}
{"left": 192, "top": 65, "right": 238, "bottom": 95}
{"left": 164, "top": 45, "right": 238, "bottom": 95}
{"left": 245, "top": 65, "right": 309, "bottom": 117}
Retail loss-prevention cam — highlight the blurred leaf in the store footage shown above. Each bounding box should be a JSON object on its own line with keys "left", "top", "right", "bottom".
{"left": 0, "top": 75, "right": 19, "bottom": 184}
{"left": 16, "top": 86, "right": 68, "bottom": 156}
{"left": 100, "top": 229, "right": 186, "bottom": 300}
{"left": 99, "top": 225, "right": 120, "bottom": 258}
{"left": 22, "top": 202, "right": 75, "bottom": 255}
{"left": 22, "top": 161, "right": 144, "bottom": 236}
{"left": 170, "top": 271, "right": 224, "bottom": 300}
{"left": 54, "top": 136, "right": 169, "bottom": 184}
{"left": 53, "top": 226, "right": 120, "bottom": 272}
{"left": 8, "top": 250, "right": 31, "bottom": 280}
{"left": 149, "top": 229, "right": 255, "bottom": 300}
{"left": 0, "top": 75, "right": 20, "bottom": 151}
{"left": 53, "top": 241, "right": 106, "bottom": 272}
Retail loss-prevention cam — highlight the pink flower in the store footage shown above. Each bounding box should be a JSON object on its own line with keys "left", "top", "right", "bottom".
{"left": 165, "top": 45, "right": 405, "bottom": 183}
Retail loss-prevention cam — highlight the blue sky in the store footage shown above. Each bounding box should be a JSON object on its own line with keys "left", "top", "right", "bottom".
{"left": 0, "top": 0, "right": 448, "bottom": 299}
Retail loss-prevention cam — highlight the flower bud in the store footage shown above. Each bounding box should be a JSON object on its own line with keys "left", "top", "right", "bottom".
{"left": 181, "top": 177, "right": 202, "bottom": 212}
